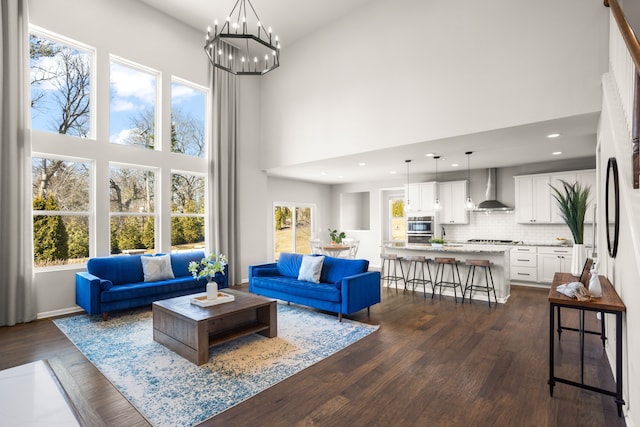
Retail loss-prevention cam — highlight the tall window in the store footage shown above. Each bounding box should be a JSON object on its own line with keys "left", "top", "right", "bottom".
{"left": 30, "top": 29, "right": 93, "bottom": 137}
{"left": 171, "top": 172, "right": 205, "bottom": 251}
{"left": 109, "top": 165, "right": 156, "bottom": 254}
{"left": 30, "top": 26, "right": 210, "bottom": 269}
{"left": 32, "top": 156, "right": 91, "bottom": 267}
{"left": 109, "top": 59, "right": 158, "bottom": 148}
{"left": 274, "top": 204, "right": 314, "bottom": 260}
{"left": 171, "top": 80, "right": 206, "bottom": 157}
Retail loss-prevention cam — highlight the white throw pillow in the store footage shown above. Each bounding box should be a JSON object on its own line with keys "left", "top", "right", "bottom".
{"left": 298, "top": 255, "right": 325, "bottom": 283}
{"left": 141, "top": 254, "right": 175, "bottom": 282}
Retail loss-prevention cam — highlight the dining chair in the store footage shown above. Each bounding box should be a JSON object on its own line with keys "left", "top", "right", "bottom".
{"left": 345, "top": 239, "right": 359, "bottom": 259}
{"left": 309, "top": 238, "right": 323, "bottom": 254}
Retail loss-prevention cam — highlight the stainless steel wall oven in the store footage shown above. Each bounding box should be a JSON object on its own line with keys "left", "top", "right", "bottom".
{"left": 406, "top": 216, "right": 434, "bottom": 244}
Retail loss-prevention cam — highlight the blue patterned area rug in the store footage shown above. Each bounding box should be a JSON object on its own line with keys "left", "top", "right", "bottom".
{"left": 53, "top": 302, "right": 378, "bottom": 427}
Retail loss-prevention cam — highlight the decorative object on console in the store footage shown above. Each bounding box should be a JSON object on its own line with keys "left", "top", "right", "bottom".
{"left": 204, "top": 0, "right": 280, "bottom": 75}
{"left": 588, "top": 262, "right": 602, "bottom": 298}
{"left": 550, "top": 179, "right": 591, "bottom": 275}
{"left": 328, "top": 228, "right": 346, "bottom": 244}
{"left": 188, "top": 253, "right": 228, "bottom": 299}
{"left": 464, "top": 151, "right": 476, "bottom": 210}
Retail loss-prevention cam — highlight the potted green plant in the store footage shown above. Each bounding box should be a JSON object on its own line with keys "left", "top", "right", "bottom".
{"left": 328, "top": 228, "right": 346, "bottom": 244}
{"left": 430, "top": 237, "right": 445, "bottom": 249}
{"left": 550, "top": 180, "right": 590, "bottom": 275}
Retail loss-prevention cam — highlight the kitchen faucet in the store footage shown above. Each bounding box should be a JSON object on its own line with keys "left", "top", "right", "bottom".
{"left": 441, "top": 225, "right": 446, "bottom": 238}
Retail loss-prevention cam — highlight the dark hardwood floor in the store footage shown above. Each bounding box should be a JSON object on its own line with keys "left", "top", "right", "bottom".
{"left": 0, "top": 285, "right": 626, "bottom": 427}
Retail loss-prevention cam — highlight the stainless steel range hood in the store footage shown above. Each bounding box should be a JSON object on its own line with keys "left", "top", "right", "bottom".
{"left": 475, "top": 168, "right": 513, "bottom": 211}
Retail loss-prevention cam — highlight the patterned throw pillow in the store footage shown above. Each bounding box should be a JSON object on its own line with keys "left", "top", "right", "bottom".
{"left": 297, "top": 255, "right": 325, "bottom": 283}
{"left": 141, "top": 254, "right": 175, "bottom": 282}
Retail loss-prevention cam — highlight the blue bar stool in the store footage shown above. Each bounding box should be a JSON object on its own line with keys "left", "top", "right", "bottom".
{"left": 380, "top": 253, "right": 405, "bottom": 292}
{"left": 404, "top": 255, "right": 434, "bottom": 297}
{"left": 462, "top": 259, "right": 497, "bottom": 307}
{"left": 433, "top": 257, "right": 463, "bottom": 303}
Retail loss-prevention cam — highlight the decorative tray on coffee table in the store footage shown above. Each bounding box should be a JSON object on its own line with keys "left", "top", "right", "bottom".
{"left": 191, "top": 292, "right": 235, "bottom": 307}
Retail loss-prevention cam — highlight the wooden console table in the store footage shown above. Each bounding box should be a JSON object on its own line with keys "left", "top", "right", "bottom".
{"left": 548, "top": 272, "right": 626, "bottom": 417}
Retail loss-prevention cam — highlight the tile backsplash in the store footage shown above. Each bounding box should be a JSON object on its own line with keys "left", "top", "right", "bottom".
{"left": 440, "top": 210, "right": 595, "bottom": 246}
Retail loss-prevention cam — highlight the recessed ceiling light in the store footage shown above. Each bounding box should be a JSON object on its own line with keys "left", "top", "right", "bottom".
{"left": 338, "top": 175, "right": 344, "bottom": 179}
{"left": 425, "top": 153, "right": 435, "bottom": 157}
{"left": 552, "top": 151, "right": 562, "bottom": 155}
{"left": 320, "top": 172, "right": 328, "bottom": 176}
{"left": 358, "top": 162, "right": 366, "bottom": 166}
{"left": 547, "top": 133, "right": 561, "bottom": 139}
{"left": 390, "top": 171, "right": 397, "bottom": 174}
{"left": 451, "top": 163, "right": 459, "bottom": 167}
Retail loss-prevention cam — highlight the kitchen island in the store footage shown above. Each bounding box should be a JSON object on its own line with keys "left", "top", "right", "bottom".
{"left": 381, "top": 243, "right": 511, "bottom": 303}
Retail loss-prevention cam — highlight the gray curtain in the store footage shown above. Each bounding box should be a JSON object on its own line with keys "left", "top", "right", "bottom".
{"left": 208, "top": 43, "right": 241, "bottom": 287}
{"left": 0, "top": 0, "right": 35, "bottom": 326}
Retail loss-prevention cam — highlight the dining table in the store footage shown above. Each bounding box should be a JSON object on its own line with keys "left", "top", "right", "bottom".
{"left": 321, "top": 244, "right": 350, "bottom": 257}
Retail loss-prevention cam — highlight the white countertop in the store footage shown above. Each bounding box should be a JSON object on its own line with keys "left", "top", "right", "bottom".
{"left": 384, "top": 244, "right": 510, "bottom": 254}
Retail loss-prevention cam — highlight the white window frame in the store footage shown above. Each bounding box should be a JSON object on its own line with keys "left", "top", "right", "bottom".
{"left": 31, "top": 153, "right": 95, "bottom": 271}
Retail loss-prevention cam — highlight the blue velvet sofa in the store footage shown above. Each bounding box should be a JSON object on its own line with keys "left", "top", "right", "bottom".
{"left": 248, "top": 253, "right": 381, "bottom": 321}
{"left": 76, "top": 251, "right": 228, "bottom": 320}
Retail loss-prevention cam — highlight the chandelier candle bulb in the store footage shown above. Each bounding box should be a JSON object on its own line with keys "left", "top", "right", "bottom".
{"left": 204, "top": 0, "right": 280, "bottom": 76}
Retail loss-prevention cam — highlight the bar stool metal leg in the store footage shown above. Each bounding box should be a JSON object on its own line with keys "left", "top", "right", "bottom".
{"left": 463, "top": 259, "right": 496, "bottom": 307}
{"left": 433, "top": 257, "right": 463, "bottom": 303}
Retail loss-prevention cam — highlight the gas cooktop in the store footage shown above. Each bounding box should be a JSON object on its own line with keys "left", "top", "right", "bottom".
{"left": 467, "top": 239, "right": 518, "bottom": 245}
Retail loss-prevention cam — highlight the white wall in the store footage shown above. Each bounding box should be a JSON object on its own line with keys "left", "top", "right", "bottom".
{"left": 599, "top": 72, "right": 640, "bottom": 426}
{"left": 260, "top": 0, "right": 608, "bottom": 170}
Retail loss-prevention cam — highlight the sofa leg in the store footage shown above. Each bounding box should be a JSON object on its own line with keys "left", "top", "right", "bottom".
{"left": 367, "top": 306, "right": 370, "bottom": 316}
{"left": 102, "top": 312, "right": 108, "bottom": 321}
{"left": 338, "top": 312, "right": 342, "bottom": 322}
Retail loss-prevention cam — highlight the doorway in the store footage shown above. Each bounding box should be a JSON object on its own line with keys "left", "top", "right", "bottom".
{"left": 273, "top": 204, "right": 314, "bottom": 260}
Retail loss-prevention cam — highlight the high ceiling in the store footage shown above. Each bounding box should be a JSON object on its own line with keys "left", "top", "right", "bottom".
{"left": 139, "top": 0, "right": 600, "bottom": 184}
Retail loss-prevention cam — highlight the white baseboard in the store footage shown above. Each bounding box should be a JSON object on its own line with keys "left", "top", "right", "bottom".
{"left": 37, "top": 306, "right": 84, "bottom": 320}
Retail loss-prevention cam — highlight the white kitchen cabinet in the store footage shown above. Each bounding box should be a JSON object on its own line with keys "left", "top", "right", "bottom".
{"left": 514, "top": 175, "right": 551, "bottom": 223}
{"left": 437, "top": 181, "right": 468, "bottom": 224}
{"left": 510, "top": 246, "right": 538, "bottom": 282}
{"left": 550, "top": 170, "right": 596, "bottom": 223}
{"left": 537, "top": 246, "right": 572, "bottom": 283}
{"left": 405, "top": 182, "right": 436, "bottom": 213}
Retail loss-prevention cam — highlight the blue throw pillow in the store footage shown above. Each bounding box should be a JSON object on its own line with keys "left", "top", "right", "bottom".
{"left": 277, "top": 253, "right": 303, "bottom": 278}
{"left": 298, "top": 255, "right": 325, "bottom": 283}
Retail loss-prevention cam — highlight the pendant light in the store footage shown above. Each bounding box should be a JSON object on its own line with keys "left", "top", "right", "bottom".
{"left": 433, "top": 156, "right": 441, "bottom": 211}
{"left": 405, "top": 160, "right": 412, "bottom": 211}
{"left": 465, "top": 151, "right": 476, "bottom": 211}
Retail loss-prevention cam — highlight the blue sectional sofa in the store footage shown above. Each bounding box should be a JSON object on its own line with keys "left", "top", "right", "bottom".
{"left": 249, "top": 252, "right": 381, "bottom": 321}
{"left": 76, "top": 251, "right": 228, "bottom": 320}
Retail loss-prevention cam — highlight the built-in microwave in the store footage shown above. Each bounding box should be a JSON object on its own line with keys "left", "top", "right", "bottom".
{"left": 406, "top": 216, "right": 434, "bottom": 245}
{"left": 407, "top": 216, "right": 434, "bottom": 234}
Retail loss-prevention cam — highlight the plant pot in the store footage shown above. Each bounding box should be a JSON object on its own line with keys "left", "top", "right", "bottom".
{"left": 571, "top": 244, "right": 586, "bottom": 276}
{"left": 431, "top": 243, "right": 443, "bottom": 249}
{"left": 207, "top": 280, "right": 218, "bottom": 300}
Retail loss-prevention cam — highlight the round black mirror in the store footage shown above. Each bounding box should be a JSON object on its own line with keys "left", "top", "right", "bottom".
{"left": 605, "top": 157, "right": 620, "bottom": 258}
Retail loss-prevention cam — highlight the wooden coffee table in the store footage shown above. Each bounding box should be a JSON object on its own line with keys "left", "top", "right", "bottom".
{"left": 152, "top": 289, "right": 277, "bottom": 365}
